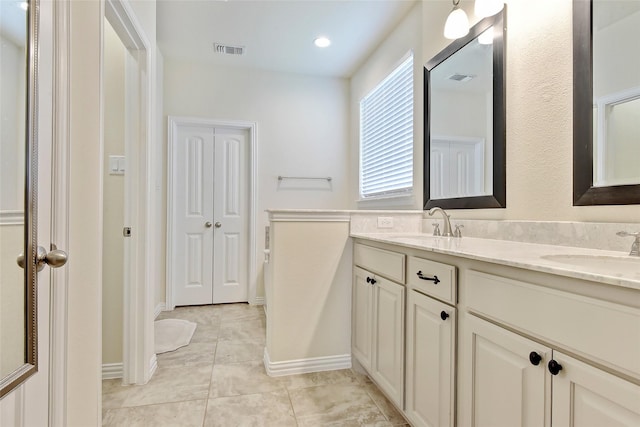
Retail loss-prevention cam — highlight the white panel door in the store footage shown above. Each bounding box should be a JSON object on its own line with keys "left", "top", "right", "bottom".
{"left": 552, "top": 351, "right": 640, "bottom": 426}
{"left": 173, "top": 125, "right": 215, "bottom": 305}
{"left": 212, "top": 129, "right": 248, "bottom": 303}
{"left": 405, "top": 290, "right": 456, "bottom": 427}
{"left": 352, "top": 267, "right": 374, "bottom": 371}
{"left": 171, "top": 123, "right": 248, "bottom": 306}
{"left": 461, "top": 314, "right": 551, "bottom": 427}
{"left": 371, "top": 276, "right": 405, "bottom": 408}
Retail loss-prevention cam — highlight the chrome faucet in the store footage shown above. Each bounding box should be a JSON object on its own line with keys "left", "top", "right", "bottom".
{"left": 617, "top": 231, "right": 640, "bottom": 257}
{"left": 428, "top": 207, "right": 454, "bottom": 237}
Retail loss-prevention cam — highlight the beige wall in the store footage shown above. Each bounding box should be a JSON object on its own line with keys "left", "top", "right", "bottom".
{"left": 102, "top": 20, "right": 126, "bottom": 366}
{"left": 162, "top": 62, "right": 350, "bottom": 300}
{"left": 417, "top": 0, "right": 639, "bottom": 222}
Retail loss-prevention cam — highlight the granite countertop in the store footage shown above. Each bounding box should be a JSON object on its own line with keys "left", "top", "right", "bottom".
{"left": 351, "top": 232, "right": 640, "bottom": 290}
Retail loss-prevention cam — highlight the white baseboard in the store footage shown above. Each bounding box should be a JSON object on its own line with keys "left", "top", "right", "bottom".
{"left": 263, "top": 348, "right": 352, "bottom": 377}
{"left": 102, "top": 363, "right": 123, "bottom": 380}
{"left": 154, "top": 302, "right": 166, "bottom": 319}
{"left": 251, "top": 296, "right": 265, "bottom": 306}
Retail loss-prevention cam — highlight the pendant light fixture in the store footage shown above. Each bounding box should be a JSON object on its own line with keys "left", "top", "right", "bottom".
{"left": 444, "top": 0, "right": 470, "bottom": 40}
{"left": 474, "top": 0, "right": 504, "bottom": 18}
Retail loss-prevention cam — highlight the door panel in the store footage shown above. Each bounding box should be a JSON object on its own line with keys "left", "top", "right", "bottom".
{"left": 552, "top": 351, "right": 640, "bottom": 427}
{"left": 352, "top": 267, "right": 373, "bottom": 370}
{"left": 212, "top": 130, "right": 248, "bottom": 303}
{"left": 173, "top": 127, "right": 214, "bottom": 305}
{"left": 461, "top": 314, "right": 551, "bottom": 427}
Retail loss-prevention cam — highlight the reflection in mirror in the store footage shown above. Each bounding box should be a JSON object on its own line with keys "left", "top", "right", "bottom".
{"left": 573, "top": 0, "right": 640, "bottom": 205}
{"left": 0, "top": 0, "right": 37, "bottom": 398}
{"left": 424, "top": 9, "right": 505, "bottom": 209}
{"left": 592, "top": 0, "right": 640, "bottom": 188}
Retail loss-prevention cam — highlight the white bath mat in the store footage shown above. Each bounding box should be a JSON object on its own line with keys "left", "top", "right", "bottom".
{"left": 154, "top": 319, "right": 197, "bottom": 354}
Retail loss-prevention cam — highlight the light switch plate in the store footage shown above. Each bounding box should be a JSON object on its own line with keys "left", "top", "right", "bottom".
{"left": 109, "top": 155, "right": 125, "bottom": 175}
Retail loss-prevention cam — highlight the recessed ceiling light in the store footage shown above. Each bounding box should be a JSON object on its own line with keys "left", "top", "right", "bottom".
{"left": 314, "top": 36, "right": 331, "bottom": 48}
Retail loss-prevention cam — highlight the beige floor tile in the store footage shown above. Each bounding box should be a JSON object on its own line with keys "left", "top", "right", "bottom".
{"left": 220, "top": 303, "right": 266, "bottom": 323}
{"left": 290, "top": 384, "right": 387, "bottom": 426}
{"left": 102, "top": 379, "right": 132, "bottom": 410}
{"left": 363, "top": 382, "right": 408, "bottom": 425}
{"left": 102, "top": 399, "right": 206, "bottom": 427}
{"left": 203, "top": 391, "right": 297, "bottom": 427}
{"left": 157, "top": 341, "right": 217, "bottom": 368}
{"left": 209, "top": 360, "right": 285, "bottom": 398}
{"left": 122, "top": 364, "right": 213, "bottom": 407}
{"left": 190, "top": 324, "right": 220, "bottom": 343}
{"left": 281, "top": 368, "right": 360, "bottom": 390}
{"left": 218, "top": 317, "right": 266, "bottom": 342}
{"left": 158, "top": 305, "right": 223, "bottom": 326}
{"left": 214, "top": 338, "right": 265, "bottom": 364}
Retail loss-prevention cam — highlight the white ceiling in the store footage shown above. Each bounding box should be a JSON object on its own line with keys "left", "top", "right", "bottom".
{"left": 157, "top": 0, "right": 418, "bottom": 78}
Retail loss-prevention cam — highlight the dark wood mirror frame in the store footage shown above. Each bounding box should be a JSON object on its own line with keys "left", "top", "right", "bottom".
{"left": 0, "top": 0, "right": 39, "bottom": 399}
{"left": 573, "top": 0, "right": 640, "bottom": 205}
{"left": 423, "top": 9, "right": 506, "bottom": 210}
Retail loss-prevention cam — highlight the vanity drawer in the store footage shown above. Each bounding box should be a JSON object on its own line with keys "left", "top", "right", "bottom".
{"left": 407, "top": 256, "right": 456, "bottom": 304}
{"left": 466, "top": 270, "right": 640, "bottom": 379}
{"left": 354, "top": 244, "right": 405, "bottom": 283}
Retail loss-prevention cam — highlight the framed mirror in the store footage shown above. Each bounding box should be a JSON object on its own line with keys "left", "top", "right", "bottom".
{"left": 0, "top": 0, "right": 39, "bottom": 398}
{"left": 573, "top": 0, "right": 640, "bottom": 205}
{"left": 424, "top": 9, "right": 506, "bottom": 210}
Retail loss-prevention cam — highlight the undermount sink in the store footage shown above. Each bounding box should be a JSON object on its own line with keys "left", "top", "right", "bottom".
{"left": 541, "top": 254, "right": 640, "bottom": 276}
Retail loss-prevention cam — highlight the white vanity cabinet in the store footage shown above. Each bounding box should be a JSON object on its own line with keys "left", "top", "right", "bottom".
{"left": 405, "top": 256, "right": 457, "bottom": 427}
{"left": 353, "top": 244, "right": 406, "bottom": 408}
{"left": 460, "top": 271, "right": 640, "bottom": 427}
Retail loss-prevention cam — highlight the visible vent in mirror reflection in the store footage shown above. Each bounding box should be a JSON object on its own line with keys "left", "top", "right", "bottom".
{"left": 448, "top": 73, "right": 476, "bottom": 82}
{"left": 214, "top": 43, "right": 245, "bottom": 55}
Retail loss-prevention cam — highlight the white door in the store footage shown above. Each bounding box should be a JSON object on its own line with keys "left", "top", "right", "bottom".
{"left": 352, "top": 267, "right": 374, "bottom": 371}
{"left": 170, "top": 123, "right": 248, "bottom": 306}
{"left": 552, "top": 351, "right": 640, "bottom": 426}
{"left": 371, "top": 275, "right": 405, "bottom": 408}
{"left": 461, "top": 314, "right": 551, "bottom": 427}
{"left": 405, "top": 290, "right": 456, "bottom": 427}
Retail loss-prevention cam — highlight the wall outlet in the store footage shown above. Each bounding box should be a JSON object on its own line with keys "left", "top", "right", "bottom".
{"left": 377, "top": 217, "right": 394, "bottom": 229}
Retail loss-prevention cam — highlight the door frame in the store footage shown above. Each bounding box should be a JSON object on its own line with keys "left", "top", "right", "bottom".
{"left": 166, "top": 116, "right": 258, "bottom": 309}
{"left": 104, "top": 0, "right": 155, "bottom": 386}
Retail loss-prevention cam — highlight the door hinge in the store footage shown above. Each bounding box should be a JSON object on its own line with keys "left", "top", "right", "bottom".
{"left": 123, "top": 227, "right": 132, "bottom": 237}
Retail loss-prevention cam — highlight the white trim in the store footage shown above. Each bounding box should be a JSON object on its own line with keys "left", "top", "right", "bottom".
{"left": 263, "top": 349, "right": 352, "bottom": 377}
{"left": 148, "top": 354, "right": 157, "bottom": 380}
{"left": 594, "top": 85, "right": 640, "bottom": 187}
{"left": 101, "top": 363, "right": 123, "bottom": 380}
{"left": 268, "top": 213, "right": 351, "bottom": 223}
{"left": 50, "top": 0, "right": 71, "bottom": 423}
{"left": 252, "top": 296, "right": 265, "bottom": 306}
{"left": 166, "top": 117, "right": 258, "bottom": 309}
{"left": 105, "top": 0, "right": 154, "bottom": 386}
{"left": 0, "top": 211, "right": 24, "bottom": 225}
{"left": 154, "top": 303, "right": 166, "bottom": 319}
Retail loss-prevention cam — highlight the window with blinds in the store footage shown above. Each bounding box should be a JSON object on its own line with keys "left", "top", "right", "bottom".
{"left": 359, "top": 52, "right": 414, "bottom": 199}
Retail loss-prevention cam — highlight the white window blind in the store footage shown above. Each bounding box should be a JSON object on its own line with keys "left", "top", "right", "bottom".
{"left": 360, "top": 53, "right": 414, "bottom": 199}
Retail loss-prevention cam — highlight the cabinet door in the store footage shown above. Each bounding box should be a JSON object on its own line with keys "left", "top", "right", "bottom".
{"left": 406, "top": 290, "right": 456, "bottom": 427}
{"left": 371, "top": 276, "right": 405, "bottom": 408}
{"left": 552, "top": 351, "right": 640, "bottom": 426}
{"left": 461, "top": 314, "right": 552, "bottom": 427}
{"left": 353, "top": 267, "right": 374, "bottom": 370}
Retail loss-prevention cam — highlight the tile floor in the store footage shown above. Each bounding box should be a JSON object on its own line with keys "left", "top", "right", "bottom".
{"left": 102, "top": 303, "right": 409, "bottom": 426}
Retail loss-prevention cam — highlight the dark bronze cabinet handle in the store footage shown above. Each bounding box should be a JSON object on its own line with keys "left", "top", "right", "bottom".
{"left": 529, "top": 351, "right": 542, "bottom": 366}
{"left": 366, "top": 276, "right": 376, "bottom": 285}
{"left": 440, "top": 311, "right": 449, "bottom": 321}
{"left": 417, "top": 271, "right": 440, "bottom": 284}
{"left": 548, "top": 359, "right": 563, "bottom": 375}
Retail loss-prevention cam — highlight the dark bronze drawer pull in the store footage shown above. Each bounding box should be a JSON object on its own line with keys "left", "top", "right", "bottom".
{"left": 416, "top": 271, "right": 440, "bottom": 284}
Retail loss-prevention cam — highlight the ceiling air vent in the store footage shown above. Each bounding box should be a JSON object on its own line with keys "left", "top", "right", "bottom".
{"left": 448, "top": 73, "right": 476, "bottom": 82}
{"left": 214, "top": 43, "right": 245, "bottom": 56}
